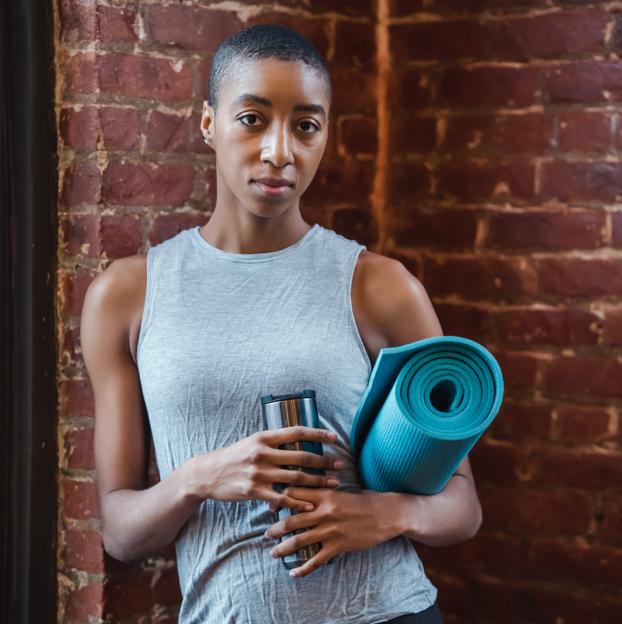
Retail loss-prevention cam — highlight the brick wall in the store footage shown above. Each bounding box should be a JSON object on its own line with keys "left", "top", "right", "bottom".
{"left": 385, "top": 1, "right": 622, "bottom": 623}
{"left": 54, "top": 0, "right": 621, "bottom": 622}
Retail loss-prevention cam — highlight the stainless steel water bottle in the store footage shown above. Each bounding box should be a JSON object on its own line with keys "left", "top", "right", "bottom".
{"left": 260, "top": 389, "right": 334, "bottom": 570}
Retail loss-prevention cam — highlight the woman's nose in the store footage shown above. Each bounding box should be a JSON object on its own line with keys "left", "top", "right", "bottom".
{"left": 261, "top": 124, "right": 294, "bottom": 167}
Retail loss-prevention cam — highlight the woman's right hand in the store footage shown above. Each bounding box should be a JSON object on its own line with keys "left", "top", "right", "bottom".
{"left": 190, "top": 427, "right": 344, "bottom": 512}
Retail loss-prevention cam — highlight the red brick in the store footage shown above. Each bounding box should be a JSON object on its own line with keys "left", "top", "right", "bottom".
{"left": 60, "top": 213, "right": 141, "bottom": 259}
{"left": 389, "top": 68, "right": 432, "bottom": 109}
{"left": 417, "top": 532, "right": 524, "bottom": 578}
{"left": 60, "top": 107, "right": 140, "bottom": 152}
{"left": 547, "top": 61, "right": 622, "bottom": 104}
{"left": 498, "top": 114, "right": 553, "bottom": 154}
{"left": 470, "top": 439, "right": 529, "bottom": 485}
{"left": 440, "top": 66, "right": 541, "bottom": 108}
{"left": 100, "top": 214, "right": 142, "bottom": 259}
{"left": 98, "top": 53, "right": 193, "bottom": 102}
{"left": 534, "top": 448, "right": 622, "bottom": 490}
{"left": 98, "top": 107, "right": 141, "bottom": 150}
{"left": 542, "top": 354, "right": 622, "bottom": 399}
{"left": 558, "top": 111, "right": 612, "bottom": 153}
{"left": 146, "top": 110, "right": 194, "bottom": 153}
{"left": 489, "top": 401, "right": 552, "bottom": 441}
{"left": 424, "top": 257, "right": 537, "bottom": 301}
{"left": 537, "top": 257, "right": 622, "bottom": 297}
{"left": 485, "top": 210, "right": 605, "bottom": 250}
{"left": 479, "top": 485, "right": 594, "bottom": 535}
{"left": 391, "top": 20, "right": 489, "bottom": 62}
{"left": 65, "top": 529, "right": 104, "bottom": 573}
{"left": 434, "top": 303, "right": 492, "bottom": 341}
{"left": 64, "top": 52, "right": 98, "bottom": 95}
{"left": 306, "top": 162, "right": 376, "bottom": 204}
{"left": 61, "top": 325, "right": 83, "bottom": 368}
{"left": 102, "top": 162, "right": 195, "bottom": 207}
{"left": 553, "top": 404, "right": 614, "bottom": 443}
{"left": 60, "top": 268, "right": 98, "bottom": 318}
{"left": 330, "top": 67, "right": 376, "bottom": 115}
{"left": 604, "top": 306, "right": 622, "bottom": 346}
{"left": 334, "top": 21, "right": 375, "bottom": 67}
{"left": 528, "top": 538, "right": 622, "bottom": 588}
{"left": 338, "top": 116, "right": 378, "bottom": 156}
{"left": 59, "top": 0, "right": 96, "bottom": 42}
{"left": 65, "top": 582, "right": 103, "bottom": 622}
{"left": 612, "top": 211, "right": 622, "bottom": 247}
{"left": 390, "top": 114, "right": 436, "bottom": 154}
{"left": 104, "top": 567, "right": 181, "bottom": 619}
{"left": 395, "top": 0, "right": 548, "bottom": 13}
{"left": 603, "top": 494, "right": 622, "bottom": 542}
{"left": 62, "top": 478, "right": 100, "bottom": 519}
{"left": 469, "top": 576, "right": 603, "bottom": 624}
{"left": 441, "top": 114, "right": 496, "bottom": 153}
{"left": 60, "top": 107, "right": 98, "bottom": 151}
{"left": 332, "top": 207, "right": 378, "bottom": 247}
{"left": 148, "top": 211, "right": 207, "bottom": 246}
{"left": 59, "top": 378, "right": 94, "bottom": 419}
{"left": 247, "top": 14, "right": 330, "bottom": 60}
{"left": 492, "top": 307, "right": 601, "bottom": 347}
{"left": 148, "top": 5, "right": 241, "bottom": 52}
{"left": 541, "top": 160, "right": 622, "bottom": 202}
{"left": 61, "top": 162, "right": 101, "bottom": 207}
{"left": 310, "top": 0, "right": 373, "bottom": 16}
{"left": 490, "top": 351, "right": 538, "bottom": 394}
{"left": 64, "top": 426, "right": 94, "bottom": 470}
{"left": 388, "top": 209, "right": 477, "bottom": 250}
{"left": 438, "top": 161, "right": 535, "bottom": 203}
{"left": 496, "top": 9, "right": 608, "bottom": 59}
{"left": 387, "top": 163, "right": 431, "bottom": 204}
{"left": 97, "top": 5, "right": 137, "bottom": 43}
{"left": 60, "top": 214, "right": 100, "bottom": 258}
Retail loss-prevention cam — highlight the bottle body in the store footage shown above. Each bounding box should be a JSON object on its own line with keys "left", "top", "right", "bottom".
{"left": 260, "top": 389, "right": 333, "bottom": 570}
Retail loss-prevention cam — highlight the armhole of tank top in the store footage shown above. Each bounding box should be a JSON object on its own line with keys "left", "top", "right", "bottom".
{"left": 347, "top": 245, "right": 373, "bottom": 376}
{"left": 136, "top": 246, "right": 156, "bottom": 364}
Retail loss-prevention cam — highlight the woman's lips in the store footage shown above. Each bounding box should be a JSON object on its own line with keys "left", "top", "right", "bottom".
{"left": 252, "top": 181, "right": 292, "bottom": 196}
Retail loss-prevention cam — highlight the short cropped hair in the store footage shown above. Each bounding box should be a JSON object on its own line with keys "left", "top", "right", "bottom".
{"left": 207, "top": 24, "right": 333, "bottom": 112}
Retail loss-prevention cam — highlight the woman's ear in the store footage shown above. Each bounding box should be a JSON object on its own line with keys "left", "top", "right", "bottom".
{"left": 201, "top": 101, "right": 215, "bottom": 148}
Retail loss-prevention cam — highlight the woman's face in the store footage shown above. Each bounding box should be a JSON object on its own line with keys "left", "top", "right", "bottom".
{"left": 201, "top": 58, "right": 330, "bottom": 215}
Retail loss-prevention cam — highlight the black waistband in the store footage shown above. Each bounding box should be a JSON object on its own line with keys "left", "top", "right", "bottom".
{"left": 380, "top": 601, "right": 443, "bottom": 624}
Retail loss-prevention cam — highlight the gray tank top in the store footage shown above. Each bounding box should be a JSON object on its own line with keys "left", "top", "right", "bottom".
{"left": 136, "top": 223, "right": 438, "bottom": 624}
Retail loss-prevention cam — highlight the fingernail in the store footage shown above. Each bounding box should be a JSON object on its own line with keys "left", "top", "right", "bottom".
{"left": 304, "top": 504, "right": 314, "bottom": 511}
{"left": 327, "top": 478, "right": 340, "bottom": 487}
{"left": 334, "top": 460, "right": 345, "bottom": 469}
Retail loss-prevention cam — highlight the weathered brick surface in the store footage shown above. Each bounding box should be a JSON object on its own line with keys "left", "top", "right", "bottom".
{"left": 54, "top": 0, "right": 622, "bottom": 622}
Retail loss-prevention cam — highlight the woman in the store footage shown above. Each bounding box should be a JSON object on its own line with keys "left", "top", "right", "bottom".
{"left": 81, "top": 24, "right": 482, "bottom": 624}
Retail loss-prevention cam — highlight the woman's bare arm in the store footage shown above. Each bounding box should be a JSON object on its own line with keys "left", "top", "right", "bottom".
{"left": 81, "top": 257, "right": 205, "bottom": 562}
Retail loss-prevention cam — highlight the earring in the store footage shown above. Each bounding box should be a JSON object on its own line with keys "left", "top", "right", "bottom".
{"left": 203, "top": 136, "right": 209, "bottom": 144}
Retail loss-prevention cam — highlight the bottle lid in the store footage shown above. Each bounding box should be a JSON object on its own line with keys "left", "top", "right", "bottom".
{"left": 260, "top": 389, "right": 315, "bottom": 406}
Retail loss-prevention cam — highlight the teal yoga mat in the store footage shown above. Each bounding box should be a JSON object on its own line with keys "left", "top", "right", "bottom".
{"left": 350, "top": 336, "right": 504, "bottom": 496}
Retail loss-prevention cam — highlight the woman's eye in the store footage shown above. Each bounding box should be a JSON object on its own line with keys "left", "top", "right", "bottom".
{"left": 299, "top": 120, "right": 319, "bottom": 134}
{"left": 239, "top": 114, "right": 260, "bottom": 127}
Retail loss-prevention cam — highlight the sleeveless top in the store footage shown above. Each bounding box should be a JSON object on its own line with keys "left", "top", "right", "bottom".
{"left": 136, "top": 223, "right": 438, "bottom": 624}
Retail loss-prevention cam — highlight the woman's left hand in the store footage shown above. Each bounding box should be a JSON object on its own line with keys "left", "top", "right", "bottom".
{"left": 264, "top": 487, "right": 403, "bottom": 578}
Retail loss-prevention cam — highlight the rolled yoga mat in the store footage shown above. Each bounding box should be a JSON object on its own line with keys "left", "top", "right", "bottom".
{"left": 350, "top": 336, "right": 504, "bottom": 496}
